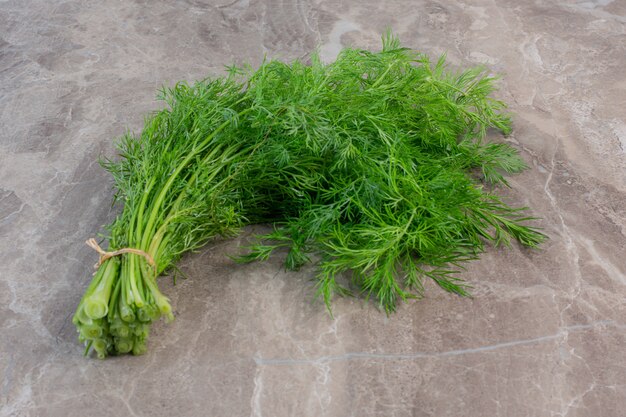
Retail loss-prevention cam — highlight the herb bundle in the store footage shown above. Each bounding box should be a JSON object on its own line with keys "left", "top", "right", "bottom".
{"left": 73, "top": 34, "right": 545, "bottom": 358}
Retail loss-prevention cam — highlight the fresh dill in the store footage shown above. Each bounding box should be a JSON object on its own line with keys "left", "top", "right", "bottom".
{"left": 73, "top": 32, "right": 545, "bottom": 358}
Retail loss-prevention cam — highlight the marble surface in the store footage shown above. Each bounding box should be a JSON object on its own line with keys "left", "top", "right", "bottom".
{"left": 1, "top": 0, "right": 625, "bottom": 416}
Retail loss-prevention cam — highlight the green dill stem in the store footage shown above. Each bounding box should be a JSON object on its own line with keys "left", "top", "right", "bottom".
{"left": 137, "top": 307, "right": 151, "bottom": 322}
{"left": 122, "top": 258, "right": 132, "bottom": 307}
{"left": 128, "top": 255, "right": 144, "bottom": 308}
{"left": 149, "top": 233, "right": 171, "bottom": 270}
{"left": 84, "top": 258, "right": 120, "bottom": 320}
{"left": 111, "top": 321, "right": 130, "bottom": 338}
{"left": 74, "top": 304, "right": 92, "bottom": 326}
{"left": 370, "top": 63, "right": 395, "bottom": 89}
{"left": 92, "top": 339, "right": 108, "bottom": 359}
{"left": 133, "top": 323, "right": 149, "bottom": 338}
{"left": 107, "top": 276, "right": 122, "bottom": 317}
{"left": 118, "top": 273, "right": 135, "bottom": 323}
{"left": 79, "top": 322, "right": 102, "bottom": 340}
{"left": 115, "top": 337, "right": 133, "bottom": 354}
{"left": 139, "top": 260, "right": 173, "bottom": 321}
{"left": 135, "top": 177, "right": 156, "bottom": 244}
{"left": 123, "top": 181, "right": 146, "bottom": 308}
{"left": 83, "top": 340, "right": 93, "bottom": 356}
{"left": 134, "top": 256, "right": 147, "bottom": 301}
{"left": 132, "top": 340, "right": 147, "bottom": 356}
{"left": 72, "top": 265, "right": 107, "bottom": 325}
{"left": 127, "top": 196, "right": 138, "bottom": 245}
{"left": 147, "top": 227, "right": 166, "bottom": 264}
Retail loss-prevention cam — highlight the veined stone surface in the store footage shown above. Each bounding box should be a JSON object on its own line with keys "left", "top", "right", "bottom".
{"left": 1, "top": 1, "right": 625, "bottom": 416}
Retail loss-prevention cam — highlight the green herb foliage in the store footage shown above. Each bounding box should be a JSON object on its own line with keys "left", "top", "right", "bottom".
{"left": 73, "top": 33, "right": 545, "bottom": 357}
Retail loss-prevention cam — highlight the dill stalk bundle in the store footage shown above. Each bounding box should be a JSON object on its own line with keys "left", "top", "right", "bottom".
{"left": 73, "top": 34, "right": 545, "bottom": 358}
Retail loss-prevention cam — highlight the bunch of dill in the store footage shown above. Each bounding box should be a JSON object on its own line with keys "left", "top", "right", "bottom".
{"left": 73, "top": 33, "right": 545, "bottom": 358}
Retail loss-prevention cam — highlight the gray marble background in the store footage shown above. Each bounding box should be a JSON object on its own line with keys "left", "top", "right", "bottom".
{"left": 1, "top": 1, "right": 625, "bottom": 416}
